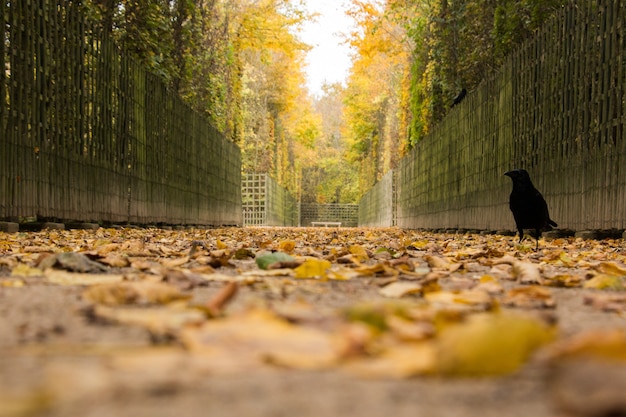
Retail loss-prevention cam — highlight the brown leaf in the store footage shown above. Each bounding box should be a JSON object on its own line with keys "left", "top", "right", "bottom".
{"left": 503, "top": 286, "right": 556, "bottom": 309}
{"left": 379, "top": 281, "right": 422, "bottom": 298}
{"left": 595, "top": 261, "right": 626, "bottom": 277}
{"left": 206, "top": 281, "right": 239, "bottom": 316}
{"left": 425, "top": 255, "right": 461, "bottom": 272}
{"left": 345, "top": 342, "right": 437, "bottom": 378}
{"left": 45, "top": 269, "right": 125, "bottom": 285}
{"left": 82, "top": 281, "right": 190, "bottom": 305}
{"left": 180, "top": 309, "right": 339, "bottom": 370}
{"left": 511, "top": 261, "right": 544, "bottom": 284}
{"left": 92, "top": 304, "right": 205, "bottom": 335}
{"left": 583, "top": 293, "right": 626, "bottom": 312}
{"left": 99, "top": 254, "right": 130, "bottom": 268}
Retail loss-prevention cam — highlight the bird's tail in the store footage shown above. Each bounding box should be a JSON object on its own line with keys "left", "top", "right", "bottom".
{"left": 548, "top": 219, "right": 558, "bottom": 228}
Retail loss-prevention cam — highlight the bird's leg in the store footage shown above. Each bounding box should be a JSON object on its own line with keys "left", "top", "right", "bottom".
{"left": 533, "top": 229, "right": 541, "bottom": 251}
{"left": 517, "top": 228, "right": 524, "bottom": 244}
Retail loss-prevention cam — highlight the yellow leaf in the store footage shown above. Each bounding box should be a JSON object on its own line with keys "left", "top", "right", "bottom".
{"left": 216, "top": 240, "right": 228, "bottom": 250}
{"left": 278, "top": 240, "right": 296, "bottom": 253}
{"left": 0, "top": 278, "right": 25, "bottom": 287}
{"left": 479, "top": 275, "right": 498, "bottom": 283}
{"left": 436, "top": 312, "right": 556, "bottom": 376}
{"left": 343, "top": 300, "right": 415, "bottom": 332}
{"left": 476, "top": 275, "right": 504, "bottom": 294}
{"left": 545, "top": 273, "right": 583, "bottom": 288}
{"left": 353, "top": 263, "right": 386, "bottom": 276}
{"left": 409, "top": 240, "right": 429, "bottom": 249}
{"left": 596, "top": 262, "right": 626, "bottom": 277}
{"left": 10, "top": 263, "right": 43, "bottom": 277}
{"left": 558, "top": 251, "right": 575, "bottom": 267}
{"left": 294, "top": 259, "right": 331, "bottom": 279}
{"left": 583, "top": 274, "right": 625, "bottom": 290}
{"left": 349, "top": 245, "right": 369, "bottom": 262}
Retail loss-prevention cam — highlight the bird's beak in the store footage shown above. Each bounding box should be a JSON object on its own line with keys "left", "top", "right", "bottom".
{"left": 504, "top": 171, "right": 513, "bottom": 177}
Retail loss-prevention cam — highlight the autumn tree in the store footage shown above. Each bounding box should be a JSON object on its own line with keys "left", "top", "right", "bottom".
{"left": 338, "top": 0, "right": 569, "bottom": 195}
{"left": 234, "top": 0, "right": 316, "bottom": 195}
{"left": 405, "top": 0, "right": 568, "bottom": 146}
{"left": 297, "top": 83, "right": 359, "bottom": 204}
{"left": 343, "top": 0, "right": 413, "bottom": 192}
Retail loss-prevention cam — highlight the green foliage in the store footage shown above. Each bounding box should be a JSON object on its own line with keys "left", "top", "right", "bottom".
{"left": 405, "top": 0, "right": 567, "bottom": 148}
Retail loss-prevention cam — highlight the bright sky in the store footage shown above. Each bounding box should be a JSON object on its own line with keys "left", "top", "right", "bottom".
{"left": 299, "top": 0, "right": 354, "bottom": 97}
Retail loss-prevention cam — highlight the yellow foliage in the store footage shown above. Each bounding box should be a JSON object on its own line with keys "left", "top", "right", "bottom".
{"left": 294, "top": 258, "right": 332, "bottom": 279}
{"left": 436, "top": 312, "right": 556, "bottom": 376}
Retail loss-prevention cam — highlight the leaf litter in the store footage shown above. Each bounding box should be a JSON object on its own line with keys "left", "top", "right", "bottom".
{"left": 1, "top": 227, "right": 626, "bottom": 415}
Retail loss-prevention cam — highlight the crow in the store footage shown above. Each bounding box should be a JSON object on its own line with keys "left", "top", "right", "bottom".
{"left": 451, "top": 88, "right": 467, "bottom": 107}
{"left": 504, "top": 169, "right": 557, "bottom": 250}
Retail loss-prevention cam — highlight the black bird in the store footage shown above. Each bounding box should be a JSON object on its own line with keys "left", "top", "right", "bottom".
{"left": 451, "top": 88, "right": 467, "bottom": 107}
{"left": 504, "top": 169, "right": 557, "bottom": 250}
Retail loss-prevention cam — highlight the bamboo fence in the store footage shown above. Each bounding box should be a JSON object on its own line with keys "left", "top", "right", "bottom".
{"left": 363, "top": 0, "right": 625, "bottom": 232}
{"left": 0, "top": 1, "right": 241, "bottom": 226}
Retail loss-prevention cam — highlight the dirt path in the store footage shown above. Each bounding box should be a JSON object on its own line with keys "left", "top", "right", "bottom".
{"left": 1, "top": 227, "right": 625, "bottom": 417}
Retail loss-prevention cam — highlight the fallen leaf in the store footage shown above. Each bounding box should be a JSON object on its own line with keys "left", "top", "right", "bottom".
{"left": 544, "top": 329, "right": 626, "bottom": 361}
{"left": 349, "top": 245, "right": 369, "bottom": 262}
{"left": 544, "top": 273, "right": 583, "bottom": 288}
{"left": 161, "top": 256, "right": 189, "bottom": 268}
{"left": 436, "top": 312, "right": 556, "bottom": 376}
{"left": 379, "top": 281, "right": 422, "bottom": 298}
{"left": 82, "top": 281, "right": 190, "bottom": 305}
{"left": 99, "top": 254, "right": 130, "bottom": 268}
{"left": 294, "top": 259, "right": 331, "bottom": 279}
{"left": 386, "top": 315, "right": 435, "bottom": 341}
{"left": 0, "top": 278, "right": 25, "bottom": 287}
{"left": 595, "top": 261, "right": 626, "bottom": 277}
{"left": 545, "top": 329, "right": 626, "bottom": 416}
{"left": 512, "top": 261, "right": 543, "bottom": 284}
{"left": 92, "top": 304, "right": 206, "bottom": 335}
{"left": 345, "top": 342, "right": 437, "bottom": 378}
{"left": 180, "top": 309, "right": 339, "bottom": 370}
{"left": 234, "top": 248, "right": 255, "bottom": 260}
{"left": 503, "top": 286, "right": 556, "bottom": 309}
{"left": 583, "top": 274, "right": 625, "bottom": 290}
{"left": 11, "top": 263, "right": 43, "bottom": 277}
{"left": 255, "top": 252, "right": 296, "bottom": 270}
{"left": 278, "top": 240, "right": 296, "bottom": 253}
{"left": 205, "top": 281, "right": 239, "bottom": 316}
{"left": 583, "top": 293, "right": 626, "bottom": 312}
{"left": 39, "top": 252, "right": 108, "bottom": 273}
{"left": 424, "top": 290, "right": 493, "bottom": 311}
{"left": 44, "top": 269, "right": 125, "bottom": 285}
{"left": 548, "top": 358, "right": 626, "bottom": 417}
{"left": 425, "top": 255, "right": 461, "bottom": 272}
